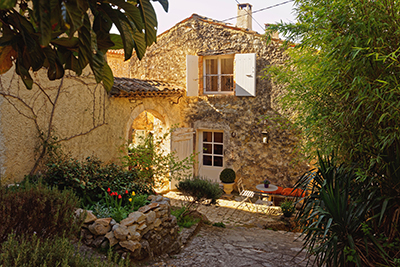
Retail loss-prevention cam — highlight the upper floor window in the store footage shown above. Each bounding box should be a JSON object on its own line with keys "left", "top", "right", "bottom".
{"left": 204, "top": 56, "right": 234, "bottom": 94}
{"left": 186, "top": 53, "right": 256, "bottom": 97}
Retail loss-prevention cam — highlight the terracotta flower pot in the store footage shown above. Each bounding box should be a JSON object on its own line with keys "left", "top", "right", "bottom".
{"left": 222, "top": 182, "right": 234, "bottom": 195}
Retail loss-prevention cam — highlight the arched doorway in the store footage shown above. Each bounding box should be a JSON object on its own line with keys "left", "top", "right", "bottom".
{"left": 128, "top": 110, "right": 171, "bottom": 191}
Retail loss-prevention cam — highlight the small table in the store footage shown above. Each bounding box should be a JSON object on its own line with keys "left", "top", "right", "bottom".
{"left": 256, "top": 184, "right": 278, "bottom": 193}
{"left": 255, "top": 184, "right": 278, "bottom": 203}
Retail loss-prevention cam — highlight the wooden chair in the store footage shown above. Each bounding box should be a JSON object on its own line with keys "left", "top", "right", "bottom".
{"left": 235, "top": 177, "right": 274, "bottom": 214}
{"left": 234, "top": 177, "right": 256, "bottom": 212}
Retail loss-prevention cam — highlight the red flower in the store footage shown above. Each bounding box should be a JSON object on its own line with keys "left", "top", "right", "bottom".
{"left": 118, "top": 195, "right": 122, "bottom": 199}
{"left": 107, "top": 188, "right": 111, "bottom": 193}
{"left": 125, "top": 190, "right": 128, "bottom": 194}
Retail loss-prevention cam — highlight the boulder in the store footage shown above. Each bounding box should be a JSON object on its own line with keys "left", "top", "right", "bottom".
{"left": 119, "top": 240, "right": 141, "bottom": 252}
{"left": 114, "top": 225, "right": 129, "bottom": 241}
{"left": 75, "top": 209, "right": 97, "bottom": 224}
{"left": 129, "top": 230, "right": 141, "bottom": 241}
{"left": 120, "top": 212, "right": 145, "bottom": 226}
{"left": 154, "top": 218, "right": 162, "bottom": 228}
{"left": 146, "top": 211, "right": 156, "bottom": 224}
{"left": 138, "top": 202, "right": 159, "bottom": 213}
{"left": 105, "top": 231, "right": 119, "bottom": 247}
{"left": 88, "top": 218, "right": 112, "bottom": 235}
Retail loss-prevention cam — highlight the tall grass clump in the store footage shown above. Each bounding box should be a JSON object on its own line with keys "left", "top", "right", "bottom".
{"left": 0, "top": 233, "right": 130, "bottom": 267}
{"left": 0, "top": 182, "right": 81, "bottom": 243}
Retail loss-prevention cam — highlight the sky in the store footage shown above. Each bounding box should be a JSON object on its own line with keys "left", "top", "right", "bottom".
{"left": 152, "top": 0, "right": 297, "bottom": 35}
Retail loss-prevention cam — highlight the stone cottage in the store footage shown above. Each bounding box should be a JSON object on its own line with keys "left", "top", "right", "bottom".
{"left": 107, "top": 4, "right": 309, "bottom": 189}
{"left": 0, "top": 3, "right": 308, "bottom": 189}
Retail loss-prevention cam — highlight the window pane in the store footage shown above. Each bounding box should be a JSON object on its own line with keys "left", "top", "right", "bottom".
{"left": 214, "top": 132, "right": 223, "bottom": 143}
{"left": 221, "top": 58, "right": 233, "bottom": 74}
{"left": 203, "top": 155, "right": 212, "bottom": 166}
{"left": 214, "top": 156, "right": 223, "bottom": 167}
{"left": 214, "top": 144, "right": 223, "bottom": 155}
{"left": 221, "top": 76, "right": 233, "bottom": 91}
{"left": 203, "top": 132, "right": 212, "bottom": 142}
{"left": 205, "top": 59, "right": 218, "bottom": 74}
{"left": 203, "top": 143, "right": 212, "bottom": 154}
{"left": 205, "top": 76, "right": 218, "bottom": 92}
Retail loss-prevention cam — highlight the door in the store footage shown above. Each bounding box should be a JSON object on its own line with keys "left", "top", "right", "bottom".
{"left": 170, "top": 128, "right": 194, "bottom": 189}
{"left": 198, "top": 130, "right": 224, "bottom": 182}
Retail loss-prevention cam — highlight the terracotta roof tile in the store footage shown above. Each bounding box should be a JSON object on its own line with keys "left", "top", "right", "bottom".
{"left": 110, "top": 77, "right": 184, "bottom": 98}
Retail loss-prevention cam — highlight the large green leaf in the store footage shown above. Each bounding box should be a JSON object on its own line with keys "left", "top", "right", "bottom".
{"left": 49, "top": 0, "right": 63, "bottom": 32}
{"left": 15, "top": 58, "right": 33, "bottom": 89}
{"left": 93, "top": 14, "right": 114, "bottom": 51}
{"left": 32, "top": 0, "right": 52, "bottom": 47}
{"left": 63, "top": 0, "right": 84, "bottom": 36}
{"left": 77, "top": 14, "right": 92, "bottom": 72}
{"left": 100, "top": 3, "right": 134, "bottom": 60}
{"left": 109, "top": 34, "right": 123, "bottom": 50}
{"left": 152, "top": 0, "right": 168, "bottom": 12}
{"left": 110, "top": 0, "right": 144, "bottom": 31}
{"left": 128, "top": 20, "right": 146, "bottom": 59}
{"left": 90, "top": 50, "right": 105, "bottom": 83}
{"left": 43, "top": 47, "right": 64, "bottom": 80}
{"left": 62, "top": 50, "right": 81, "bottom": 74}
{"left": 0, "top": 0, "right": 16, "bottom": 10}
{"left": 137, "top": 0, "right": 157, "bottom": 46}
{"left": 0, "top": 32, "right": 16, "bottom": 46}
{"left": 101, "top": 62, "right": 114, "bottom": 92}
{"left": 51, "top": 37, "right": 79, "bottom": 49}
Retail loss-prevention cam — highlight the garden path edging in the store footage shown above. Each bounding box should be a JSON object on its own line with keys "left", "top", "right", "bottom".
{"left": 76, "top": 195, "right": 181, "bottom": 260}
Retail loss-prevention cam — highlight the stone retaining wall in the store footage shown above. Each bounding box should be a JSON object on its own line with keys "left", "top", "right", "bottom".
{"left": 77, "top": 195, "right": 181, "bottom": 260}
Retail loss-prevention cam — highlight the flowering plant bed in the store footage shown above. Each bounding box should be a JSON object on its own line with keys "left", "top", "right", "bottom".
{"left": 88, "top": 188, "right": 150, "bottom": 223}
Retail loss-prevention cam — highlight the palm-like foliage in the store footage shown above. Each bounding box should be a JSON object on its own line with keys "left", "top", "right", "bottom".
{"left": 295, "top": 154, "right": 395, "bottom": 267}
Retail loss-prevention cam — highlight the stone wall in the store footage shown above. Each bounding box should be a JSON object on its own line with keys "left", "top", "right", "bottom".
{"left": 107, "top": 51, "right": 131, "bottom": 78}
{"left": 78, "top": 195, "right": 181, "bottom": 260}
{"left": 123, "top": 15, "right": 309, "bottom": 188}
{"left": 0, "top": 67, "right": 185, "bottom": 183}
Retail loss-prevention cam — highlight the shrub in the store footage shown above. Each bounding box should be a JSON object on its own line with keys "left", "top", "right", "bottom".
{"left": 295, "top": 153, "right": 389, "bottom": 267}
{"left": 280, "top": 200, "right": 295, "bottom": 217}
{"left": 0, "top": 182, "right": 81, "bottom": 243}
{"left": 0, "top": 233, "right": 129, "bottom": 267}
{"left": 121, "top": 130, "right": 196, "bottom": 187}
{"left": 176, "top": 176, "right": 222, "bottom": 220}
{"left": 171, "top": 207, "right": 200, "bottom": 228}
{"left": 41, "top": 156, "right": 153, "bottom": 207}
{"left": 177, "top": 176, "right": 223, "bottom": 205}
{"left": 219, "top": 168, "right": 236, "bottom": 183}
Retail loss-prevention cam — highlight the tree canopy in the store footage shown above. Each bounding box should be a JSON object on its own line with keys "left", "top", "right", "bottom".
{"left": 0, "top": 0, "right": 168, "bottom": 91}
{"left": 267, "top": 0, "right": 400, "bottom": 178}
{"left": 267, "top": 1, "right": 400, "bottom": 265}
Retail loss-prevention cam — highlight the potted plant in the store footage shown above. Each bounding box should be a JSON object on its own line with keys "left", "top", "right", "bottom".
{"left": 219, "top": 168, "right": 236, "bottom": 195}
{"left": 280, "top": 200, "right": 295, "bottom": 217}
{"left": 263, "top": 178, "right": 270, "bottom": 188}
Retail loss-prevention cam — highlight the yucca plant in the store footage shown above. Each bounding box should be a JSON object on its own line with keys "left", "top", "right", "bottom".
{"left": 294, "top": 153, "right": 390, "bottom": 267}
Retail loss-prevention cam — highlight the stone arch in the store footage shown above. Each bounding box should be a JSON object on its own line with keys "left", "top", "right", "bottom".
{"left": 124, "top": 100, "right": 172, "bottom": 142}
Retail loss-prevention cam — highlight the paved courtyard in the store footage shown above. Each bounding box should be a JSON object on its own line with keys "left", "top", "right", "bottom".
{"left": 143, "top": 192, "right": 316, "bottom": 267}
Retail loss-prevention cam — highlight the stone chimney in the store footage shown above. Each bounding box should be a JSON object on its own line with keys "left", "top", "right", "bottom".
{"left": 236, "top": 3, "right": 252, "bottom": 30}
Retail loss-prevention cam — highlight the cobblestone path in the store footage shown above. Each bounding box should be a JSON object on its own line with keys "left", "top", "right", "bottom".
{"left": 143, "top": 192, "right": 315, "bottom": 267}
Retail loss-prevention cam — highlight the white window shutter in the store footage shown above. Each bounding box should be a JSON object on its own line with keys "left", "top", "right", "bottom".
{"left": 186, "top": 55, "right": 199, "bottom": 96}
{"left": 234, "top": 53, "right": 256, "bottom": 96}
